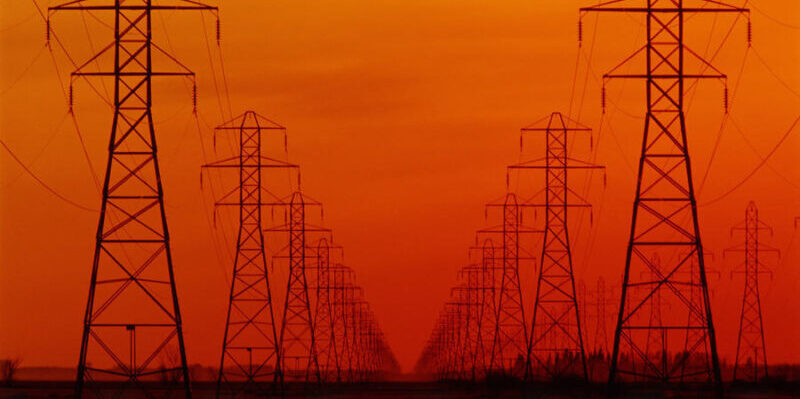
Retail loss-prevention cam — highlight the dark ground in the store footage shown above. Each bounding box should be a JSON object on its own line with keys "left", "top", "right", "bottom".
{"left": 0, "top": 380, "right": 798, "bottom": 399}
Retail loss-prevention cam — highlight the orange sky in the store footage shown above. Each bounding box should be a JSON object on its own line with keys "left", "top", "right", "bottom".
{"left": 1, "top": 0, "right": 799, "bottom": 372}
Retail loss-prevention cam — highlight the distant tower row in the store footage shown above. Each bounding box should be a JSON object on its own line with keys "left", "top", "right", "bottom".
{"left": 204, "top": 112, "right": 400, "bottom": 396}
{"left": 414, "top": 112, "right": 603, "bottom": 382}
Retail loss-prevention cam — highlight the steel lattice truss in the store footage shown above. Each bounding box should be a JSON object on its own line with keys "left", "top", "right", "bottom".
{"left": 580, "top": 0, "right": 749, "bottom": 393}
{"left": 202, "top": 111, "right": 297, "bottom": 397}
{"left": 312, "top": 238, "right": 340, "bottom": 382}
{"left": 474, "top": 240, "right": 499, "bottom": 378}
{"left": 726, "top": 202, "right": 776, "bottom": 382}
{"left": 269, "top": 192, "right": 323, "bottom": 382}
{"left": 47, "top": 1, "right": 216, "bottom": 397}
{"left": 511, "top": 112, "right": 603, "bottom": 381}
{"left": 488, "top": 194, "right": 529, "bottom": 376}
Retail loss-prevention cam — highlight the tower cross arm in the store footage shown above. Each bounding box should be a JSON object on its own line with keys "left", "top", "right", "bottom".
{"left": 201, "top": 156, "right": 300, "bottom": 169}
{"left": 49, "top": 0, "right": 218, "bottom": 12}
{"left": 579, "top": 0, "right": 748, "bottom": 14}
{"left": 508, "top": 162, "right": 604, "bottom": 171}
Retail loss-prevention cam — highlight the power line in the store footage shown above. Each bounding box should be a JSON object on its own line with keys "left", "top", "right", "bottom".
{"left": 0, "top": 139, "right": 96, "bottom": 212}
{"left": 701, "top": 115, "right": 800, "bottom": 207}
{"left": 0, "top": 44, "right": 47, "bottom": 96}
{"left": 728, "top": 116, "right": 800, "bottom": 191}
{"left": 751, "top": 46, "right": 800, "bottom": 100}
{"left": 750, "top": 1, "right": 800, "bottom": 30}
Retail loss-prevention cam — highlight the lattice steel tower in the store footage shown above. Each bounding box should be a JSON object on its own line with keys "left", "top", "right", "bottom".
{"left": 511, "top": 112, "right": 603, "bottom": 381}
{"left": 276, "top": 192, "right": 321, "bottom": 381}
{"left": 474, "top": 239, "right": 498, "bottom": 378}
{"left": 593, "top": 277, "right": 610, "bottom": 355}
{"left": 487, "top": 193, "right": 529, "bottom": 377}
{"left": 580, "top": 1, "right": 749, "bottom": 394}
{"left": 313, "top": 238, "right": 341, "bottom": 382}
{"left": 203, "top": 111, "right": 298, "bottom": 396}
{"left": 47, "top": 1, "right": 217, "bottom": 396}
{"left": 726, "top": 201, "right": 776, "bottom": 382}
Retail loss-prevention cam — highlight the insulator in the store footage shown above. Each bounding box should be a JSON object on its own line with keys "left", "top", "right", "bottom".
{"left": 724, "top": 85, "right": 729, "bottom": 114}
{"left": 747, "top": 19, "right": 752, "bottom": 47}
{"left": 519, "top": 134, "right": 523, "bottom": 152}
{"left": 590, "top": 210, "right": 594, "bottom": 226}
{"left": 284, "top": 132, "right": 288, "bottom": 153}
{"left": 46, "top": 19, "right": 50, "bottom": 46}
{"left": 603, "top": 171, "right": 607, "bottom": 188}
{"left": 297, "top": 172, "right": 301, "bottom": 189}
{"left": 68, "top": 84, "right": 74, "bottom": 113}
{"left": 484, "top": 207, "right": 488, "bottom": 220}
{"left": 199, "top": 172, "right": 203, "bottom": 189}
{"left": 578, "top": 19, "right": 583, "bottom": 47}
{"left": 271, "top": 206, "right": 275, "bottom": 222}
{"left": 192, "top": 84, "right": 197, "bottom": 113}
{"left": 505, "top": 172, "right": 509, "bottom": 188}
{"left": 216, "top": 18, "right": 221, "bottom": 45}
{"left": 601, "top": 85, "right": 607, "bottom": 114}
{"left": 590, "top": 134, "right": 594, "bottom": 151}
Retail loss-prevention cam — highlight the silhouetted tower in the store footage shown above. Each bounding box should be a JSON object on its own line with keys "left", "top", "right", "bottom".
{"left": 512, "top": 112, "right": 603, "bottom": 380}
{"left": 47, "top": 1, "right": 217, "bottom": 396}
{"left": 580, "top": 1, "right": 749, "bottom": 393}
{"left": 456, "top": 267, "right": 482, "bottom": 380}
{"left": 202, "top": 112, "right": 297, "bottom": 396}
{"left": 330, "top": 264, "right": 356, "bottom": 381}
{"left": 313, "top": 238, "right": 341, "bottom": 382}
{"left": 594, "top": 277, "right": 610, "bottom": 355}
{"left": 450, "top": 286, "right": 471, "bottom": 380}
{"left": 340, "top": 282, "right": 363, "bottom": 381}
{"left": 488, "top": 193, "right": 529, "bottom": 376}
{"left": 474, "top": 239, "right": 498, "bottom": 377}
{"left": 582, "top": 277, "right": 615, "bottom": 381}
{"left": 726, "top": 202, "right": 776, "bottom": 382}
{"left": 278, "top": 192, "right": 321, "bottom": 381}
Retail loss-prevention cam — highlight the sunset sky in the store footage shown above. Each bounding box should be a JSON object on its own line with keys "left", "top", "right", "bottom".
{"left": 1, "top": 0, "right": 799, "bottom": 372}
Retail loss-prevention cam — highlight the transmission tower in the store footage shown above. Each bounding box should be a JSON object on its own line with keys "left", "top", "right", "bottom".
{"left": 47, "top": 1, "right": 217, "bottom": 396}
{"left": 725, "top": 201, "right": 777, "bottom": 382}
{"left": 449, "top": 287, "right": 470, "bottom": 380}
{"left": 340, "top": 279, "right": 363, "bottom": 381}
{"left": 479, "top": 193, "right": 537, "bottom": 377}
{"left": 311, "top": 238, "right": 346, "bottom": 383}
{"left": 265, "top": 192, "right": 325, "bottom": 382}
{"left": 202, "top": 111, "right": 298, "bottom": 396}
{"left": 593, "top": 277, "right": 611, "bottom": 356}
{"left": 511, "top": 112, "right": 603, "bottom": 381}
{"left": 587, "top": 277, "right": 614, "bottom": 382}
{"left": 473, "top": 239, "right": 499, "bottom": 379}
{"left": 330, "top": 264, "right": 356, "bottom": 381}
{"left": 454, "top": 268, "right": 481, "bottom": 380}
{"left": 580, "top": 1, "right": 749, "bottom": 393}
